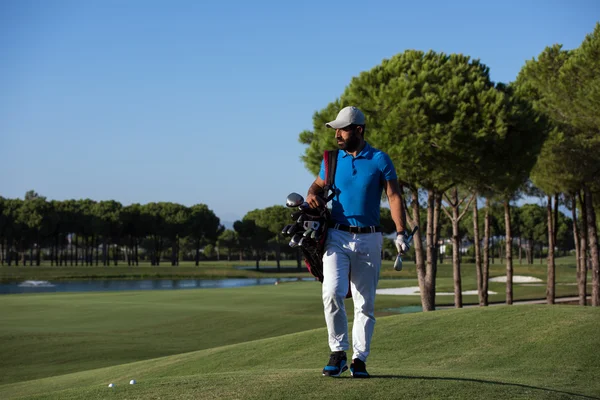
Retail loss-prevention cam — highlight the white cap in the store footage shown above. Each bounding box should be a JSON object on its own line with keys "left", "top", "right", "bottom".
{"left": 325, "top": 106, "right": 365, "bottom": 129}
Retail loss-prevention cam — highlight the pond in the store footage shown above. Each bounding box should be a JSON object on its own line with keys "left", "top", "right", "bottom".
{"left": 0, "top": 277, "right": 316, "bottom": 295}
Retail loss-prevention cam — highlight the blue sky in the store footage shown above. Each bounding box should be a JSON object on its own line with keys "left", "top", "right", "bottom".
{"left": 1, "top": 0, "right": 598, "bottom": 225}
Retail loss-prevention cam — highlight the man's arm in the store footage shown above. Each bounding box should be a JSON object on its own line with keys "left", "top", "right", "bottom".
{"left": 306, "top": 176, "right": 326, "bottom": 209}
{"left": 384, "top": 179, "right": 407, "bottom": 234}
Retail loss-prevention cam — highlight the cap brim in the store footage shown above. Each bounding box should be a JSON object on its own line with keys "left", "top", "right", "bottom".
{"left": 325, "top": 119, "right": 350, "bottom": 129}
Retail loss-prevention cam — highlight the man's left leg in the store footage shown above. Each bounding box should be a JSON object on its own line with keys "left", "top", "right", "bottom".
{"left": 349, "top": 232, "right": 382, "bottom": 378}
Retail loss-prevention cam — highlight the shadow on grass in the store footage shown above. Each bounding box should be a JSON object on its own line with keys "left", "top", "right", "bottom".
{"left": 371, "top": 375, "right": 599, "bottom": 399}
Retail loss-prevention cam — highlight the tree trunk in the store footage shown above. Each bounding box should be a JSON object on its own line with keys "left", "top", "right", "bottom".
{"left": 102, "top": 238, "right": 107, "bottom": 266}
{"left": 451, "top": 188, "right": 462, "bottom": 308}
{"left": 572, "top": 193, "right": 586, "bottom": 306}
{"left": 36, "top": 233, "right": 41, "bottom": 266}
{"left": 504, "top": 200, "right": 513, "bottom": 305}
{"left": 84, "top": 236, "right": 88, "bottom": 266}
{"left": 276, "top": 238, "right": 281, "bottom": 272}
{"left": 473, "top": 196, "right": 483, "bottom": 306}
{"left": 518, "top": 237, "right": 522, "bottom": 264}
{"left": 546, "top": 195, "right": 555, "bottom": 305}
{"left": 114, "top": 238, "right": 119, "bottom": 266}
{"left": 433, "top": 192, "right": 442, "bottom": 269}
{"left": 171, "top": 237, "right": 177, "bottom": 266}
{"left": 413, "top": 189, "right": 432, "bottom": 311}
{"left": 420, "top": 189, "right": 437, "bottom": 311}
{"left": 55, "top": 235, "right": 59, "bottom": 266}
{"left": 195, "top": 239, "right": 200, "bottom": 266}
{"left": 553, "top": 193, "right": 559, "bottom": 247}
{"left": 482, "top": 199, "right": 490, "bottom": 306}
{"left": 7, "top": 236, "right": 14, "bottom": 266}
{"left": 156, "top": 237, "right": 162, "bottom": 266}
{"left": 584, "top": 186, "right": 599, "bottom": 306}
{"left": 7, "top": 236, "right": 12, "bottom": 266}
{"left": 19, "top": 240, "right": 24, "bottom": 266}
{"left": 75, "top": 234, "right": 79, "bottom": 266}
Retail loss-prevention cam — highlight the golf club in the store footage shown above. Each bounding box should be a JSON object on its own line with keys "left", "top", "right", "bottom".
{"left": 394, "top": 226, "right": 419, "bottom": 271}
{"left": 289, "top": 233, "right": 304, "bottom": 248}
{"left": 286, "top": 192, "right": 309, "bottom": 210}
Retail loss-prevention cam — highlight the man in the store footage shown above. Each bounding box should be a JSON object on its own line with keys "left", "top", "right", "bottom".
{"left": 306, "top": 106, "right": 409, "bottom": 378}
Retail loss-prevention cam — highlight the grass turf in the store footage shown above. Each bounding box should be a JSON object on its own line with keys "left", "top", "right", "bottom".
{"left": 0, "top": 305, "right": 598, "bottom": 399}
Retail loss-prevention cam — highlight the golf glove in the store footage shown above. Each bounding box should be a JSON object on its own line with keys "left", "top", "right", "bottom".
{"left": 395, "top": 232, "right": 410, "bottom": 254}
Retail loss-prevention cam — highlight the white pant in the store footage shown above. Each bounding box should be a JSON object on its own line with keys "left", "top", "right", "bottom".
{"left": 322, "top": 228, "right": 383, "bottom": 362}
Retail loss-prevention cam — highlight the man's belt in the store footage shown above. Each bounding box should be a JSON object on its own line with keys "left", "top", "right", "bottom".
{"left": 329, "top": 222, "right": 382, "bottom": 234}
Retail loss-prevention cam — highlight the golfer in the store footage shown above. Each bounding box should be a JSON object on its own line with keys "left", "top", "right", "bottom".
{"left": 306, "top": 106, "right": 409, "bottom": 378}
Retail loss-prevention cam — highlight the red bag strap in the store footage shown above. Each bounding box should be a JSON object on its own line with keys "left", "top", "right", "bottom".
{"left": 323, "top": 150, "right": 338, "bottom": 202}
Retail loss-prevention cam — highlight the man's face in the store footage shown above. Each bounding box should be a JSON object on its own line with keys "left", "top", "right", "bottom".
{"left": 336, "top": 125, "right": 362, "bottom": 152}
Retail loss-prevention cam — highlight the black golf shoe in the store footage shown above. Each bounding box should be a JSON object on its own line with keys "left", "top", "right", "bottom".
{"left": 322, "top": 351, "right": 348, "bottom": 377}
{"left": 350, "top": 358, "right": 370, "bottom": 378}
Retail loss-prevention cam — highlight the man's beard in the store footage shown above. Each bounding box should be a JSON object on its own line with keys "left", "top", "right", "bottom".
{"left": 337, "top": 132, "right": 361, "bottom": 152}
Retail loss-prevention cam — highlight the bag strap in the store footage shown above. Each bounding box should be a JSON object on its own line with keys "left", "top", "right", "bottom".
{"left": 323, "top": 149, "right": 338, "bottom": 202}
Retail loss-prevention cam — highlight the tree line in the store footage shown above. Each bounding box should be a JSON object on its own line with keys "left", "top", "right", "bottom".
{"left": 299, "top": 23, "right": 600, "bottom": 309}
{"left": 1, "top": 190, "right": 575, "bottom": 273}
{"left": 0, "top": 192, "right": 222, "bottom": 267}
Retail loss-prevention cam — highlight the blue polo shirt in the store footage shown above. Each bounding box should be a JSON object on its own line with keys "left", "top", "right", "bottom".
{"left": 318, "top": 142, "right": 397, "bottom": 227}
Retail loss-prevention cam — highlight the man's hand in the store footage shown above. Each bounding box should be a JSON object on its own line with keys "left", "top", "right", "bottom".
{"left": 306, "top": 193, "right": 325, "bottom": 209}
{"left": 395, "top": 232, "right": 410, "bottom": 254}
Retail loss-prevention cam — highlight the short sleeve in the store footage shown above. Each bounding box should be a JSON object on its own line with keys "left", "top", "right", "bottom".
{"left": 379, "top": 152, "right": 397, "bottom": 181}
{"left": 318, "top": 158, "right": 326, "bottom": 180}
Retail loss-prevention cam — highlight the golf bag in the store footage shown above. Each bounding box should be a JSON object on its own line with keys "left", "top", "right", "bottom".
{"left": 282, "top": 150, "right": 338, "bottom": 283}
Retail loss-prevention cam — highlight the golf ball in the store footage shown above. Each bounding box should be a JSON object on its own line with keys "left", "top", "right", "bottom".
{"left": 129, "top": 379, "right": 136, "bottom": 385}
{"left": 108, "top": 383, "right": 115, "bottom": 388}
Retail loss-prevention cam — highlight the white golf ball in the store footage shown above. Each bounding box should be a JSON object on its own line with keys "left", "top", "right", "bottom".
{"left": 129, "top": 379, "right": 136, "bottom": 385}
{"left": 108, "top": 383, "right": 115, "bottom": 388}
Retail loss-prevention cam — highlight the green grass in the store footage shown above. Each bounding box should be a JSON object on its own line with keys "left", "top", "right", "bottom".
{"left": 1, "top": 255, "right": 595, "bottom": 398}
{"left": 0, "top": 260, "right": 310, "bottom": 282}
{"left": 0, "top": 281, "right": 484, "bottom": 385}
{"left": 1, "top": 305, "right": 598, "bottom": 399}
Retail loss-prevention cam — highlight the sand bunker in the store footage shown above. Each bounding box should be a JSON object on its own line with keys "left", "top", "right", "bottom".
{"left": 489, "top": 275, "right": 543, "bottom": 283}
{"left": 377, "top": 287, "right": 497, "bottom": 296}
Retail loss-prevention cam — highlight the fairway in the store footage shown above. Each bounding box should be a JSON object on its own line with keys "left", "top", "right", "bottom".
{"left": 0, "top": 304, "right": 598, "bottom": 400}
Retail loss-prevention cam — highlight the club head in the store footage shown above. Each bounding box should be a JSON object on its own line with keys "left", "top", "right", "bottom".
{"left": 291, "top": 210, "right": 304, "bottom": 221}
{"left": 289, "top": 233, "right": 303, "bottom": 248}
{"left": 303, "top": 228, "right": 313, "bottom": 237}
{"left": 286, "top": 193, "right": 305, "bottom": 208}
{"left": 281, "top": 224, "right": 293, "bottom": 235}
{"left": 394, "top": 255, "right": 403, "bottom": 271}
{"left": 286, "top": 224, "right": 299, "bottom": 235}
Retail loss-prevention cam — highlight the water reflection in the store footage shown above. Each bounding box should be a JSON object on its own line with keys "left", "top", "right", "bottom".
{"left": 0, "top": 277, "right": 316, "bottom": 295}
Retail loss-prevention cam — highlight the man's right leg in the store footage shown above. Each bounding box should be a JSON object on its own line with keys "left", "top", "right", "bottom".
{"left": 321, "top": 229, "right": 351, "bottom": 376}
